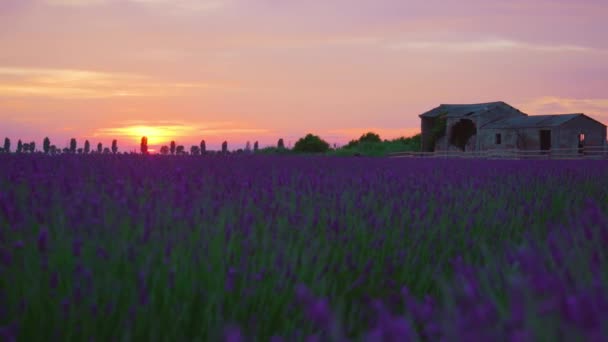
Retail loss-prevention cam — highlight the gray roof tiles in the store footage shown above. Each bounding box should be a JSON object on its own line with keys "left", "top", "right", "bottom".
{"left": 419, "top": 101, "right": 522, "bottom": 118}
{"left": 483, "top": 114, "right": 584, "bottom": 129}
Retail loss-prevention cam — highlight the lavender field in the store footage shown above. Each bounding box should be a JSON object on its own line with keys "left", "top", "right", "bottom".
{"left": 1, "top": 154, "right": 607, "bottom": 341}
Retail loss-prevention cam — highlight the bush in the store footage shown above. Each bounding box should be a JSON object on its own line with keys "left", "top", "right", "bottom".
{"left": 257, "top": 146, "right": 290, "bottom": 155}
{"left": 345, "top": 132, "right": 382, "bottom": 149}
{"left": 359, "top": 132, "right": 381, "bottom": 143}
{"left": 293, "top": 134, "right": 330, "bottom": 153}
{"left": 333, "top": 134, "right": 421, "bottom": 157}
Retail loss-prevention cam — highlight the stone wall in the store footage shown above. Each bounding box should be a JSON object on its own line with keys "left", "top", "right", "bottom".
{"left": 558, "top": 115, "right": 606, "bottom": 149}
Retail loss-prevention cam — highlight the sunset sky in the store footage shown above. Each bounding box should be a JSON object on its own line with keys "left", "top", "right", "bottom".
{"left": 1, "top": 0, "right": 607, "bottom": 151}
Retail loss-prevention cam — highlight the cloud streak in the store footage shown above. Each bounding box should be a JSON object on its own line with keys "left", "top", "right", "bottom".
{"left": 44, "top": 0, "right": 230, "bottom": 13}
{"left": 521, "top": 96, "right": 608, "bottom": 120}
{"left": 387, "top": 39, "right": 599, "bottom": 53}
{"left": 0, "top": 67, "right": 236, "bottom": 99}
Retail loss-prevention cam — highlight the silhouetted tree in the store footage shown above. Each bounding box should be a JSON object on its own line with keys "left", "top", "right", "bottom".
{"left": 84, "top": 140, "right": 90, "bottom": 154}
{"left": 3, "top": 138, "right": 10, "bottom": 153}
{"left": 359, "top": 132, "right": 382, "bottom": 143}
{"left": 245, "top": 141, "right": 251, "bottom": 153}
{"left": 222, "top": 141, "right": 228, "bottom": 154}
{"left": 103, "top": 147, "right": 111, "bottom": 154}
{"left": 50, "top": 145, "right": 57, "bottom": 155}
{"left": 190, "top": 146, "right": 200, "bottom": 155}
{"left": 70, "top": 138, "right": 77, "bottom": 154}
{"left": 63, "top": 147, "right": 70, "bottom": 154}
{"left": 254, "top": 141, "right": 259, "bottom": 152}
{"left": 278, "top": 138, "right": 285, "bottom": 149}
{"left": 17, "top": 140, "right": 22, "bottom": 153}
{"left": 77, "top": 148, "right": 83, "bottom": 154}
{"left": 200, "top": 140, "right": 206, "bottom": 155}
{"left": 170, "top": 141, "right": 176, "bottom": 155}
{"left": 176, "top": 145, "right": 185, "bottom": 155}
{"left": 140, "top": 136, "right": 148, "bottom": 154}
{"left": 97, "top": 142, "right": 102, "bottom": 153}
{"left": 43, "top": 137, "right": 51, "bottom": 154}
{"left": 293, "top": 134, "right": 330, "bottom": 153}
{"left": 160, "top": 146, "right": 169, "bottom": 155}
{"left": 111, "top": 139, "right": 118, "bottom": 154}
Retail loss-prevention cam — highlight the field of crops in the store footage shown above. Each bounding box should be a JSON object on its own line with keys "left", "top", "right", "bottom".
{"left": 1, "top": 154, "right": 607, "bottom": 341}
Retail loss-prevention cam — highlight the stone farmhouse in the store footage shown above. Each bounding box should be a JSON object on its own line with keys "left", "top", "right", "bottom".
{"left": 420, "top": 101, "right": 607, "bottom": 154}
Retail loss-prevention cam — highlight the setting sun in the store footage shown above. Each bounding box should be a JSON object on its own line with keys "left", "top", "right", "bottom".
{"left": 123, "top": 126, "right": 167, "bottom": 145}
{"left": 95, "top": 125, "right": 192, "bottom": 146}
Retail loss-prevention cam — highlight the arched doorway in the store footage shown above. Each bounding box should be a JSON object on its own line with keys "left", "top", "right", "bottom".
{"left": 450, "top": 119, "right": 477, "bottom": 151}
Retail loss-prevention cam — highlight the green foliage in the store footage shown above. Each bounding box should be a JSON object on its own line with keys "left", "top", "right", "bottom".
{"left": 333, "top": 133, "right": 421, "bottom": 157}
{"left": 293, "top": 134, "right": 330, "bottom": 153}
{"left": 256, "top": 146, "right": 291, "bottom": 154}
{"left": 429, "top": 114, "right": 448, "bottom": 150}
{"left": 358, "top": 132, "right": 382, "bottom": 143}
{"left": 344, "top": 132, "right": 382, "bottom": 149}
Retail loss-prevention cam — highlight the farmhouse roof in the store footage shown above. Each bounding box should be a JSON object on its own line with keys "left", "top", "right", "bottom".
{"left": 419, "top": 101, "right": 524, "bottom": 118}
{"left": 483, "top": 113, "right": 606, "bottom": 129}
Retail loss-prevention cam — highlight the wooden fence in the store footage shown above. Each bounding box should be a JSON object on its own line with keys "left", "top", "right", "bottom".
{"left": 388, "top": 146, "right": 608, "bottom": 160}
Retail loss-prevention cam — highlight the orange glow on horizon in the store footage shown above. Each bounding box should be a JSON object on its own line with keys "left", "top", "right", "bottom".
{"left": 95, "top": 125, "right": 193, "bottom": 146}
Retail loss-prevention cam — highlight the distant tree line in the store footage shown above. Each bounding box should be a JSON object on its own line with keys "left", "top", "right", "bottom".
{"left": 0, "top": 132, "right": 422, "bottom": 156}
{"left": 0, "top": 137, "right": 122, "bottom": 155}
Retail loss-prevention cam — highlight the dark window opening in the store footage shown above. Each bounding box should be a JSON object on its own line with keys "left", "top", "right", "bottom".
{"left": 540, "top": 130, "right": 551, "bottom": 151}
{"left": 495, "top": 133, "right": 502, "bottom": 145}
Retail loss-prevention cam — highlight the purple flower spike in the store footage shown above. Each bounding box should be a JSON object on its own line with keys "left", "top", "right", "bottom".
{"left": 0, "top": 322, "right": 18, "bottom": 342}
{"left": 96, "top": 246, "right": 109, "bottom": 260}
{"left": 295, "top": 283, "right": 314, "bottom": 304}
{"left": 37, "top": 228, "right": 49, "bottom": 253}
{"left": 305, "top": 298, "right": 334, "bottom": 330}
{"left": 61, "top": 297, "right": 71, "bottom": 317}
{"left": 50, "top": 271, "right": 59, "bottom": 289}
{"left": 385, "top": 316, "right": 416, "bottom": 341}
{"left": 304, "top": 334, "right": 321, "bottom": 342}
{"left": 224, "top": 325, "right": 244, "bottom": 342}
{"left": 509, "top": 329, "right": 533, "bottom": 342}
{"left": 72, "top": 238, "right": 83, "bottom": 257}
{"left": 0, "top": 248, "right": 12, "bottom": 267}
{"left": 366, "top": 329, "right": 384, "bottom": 342}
